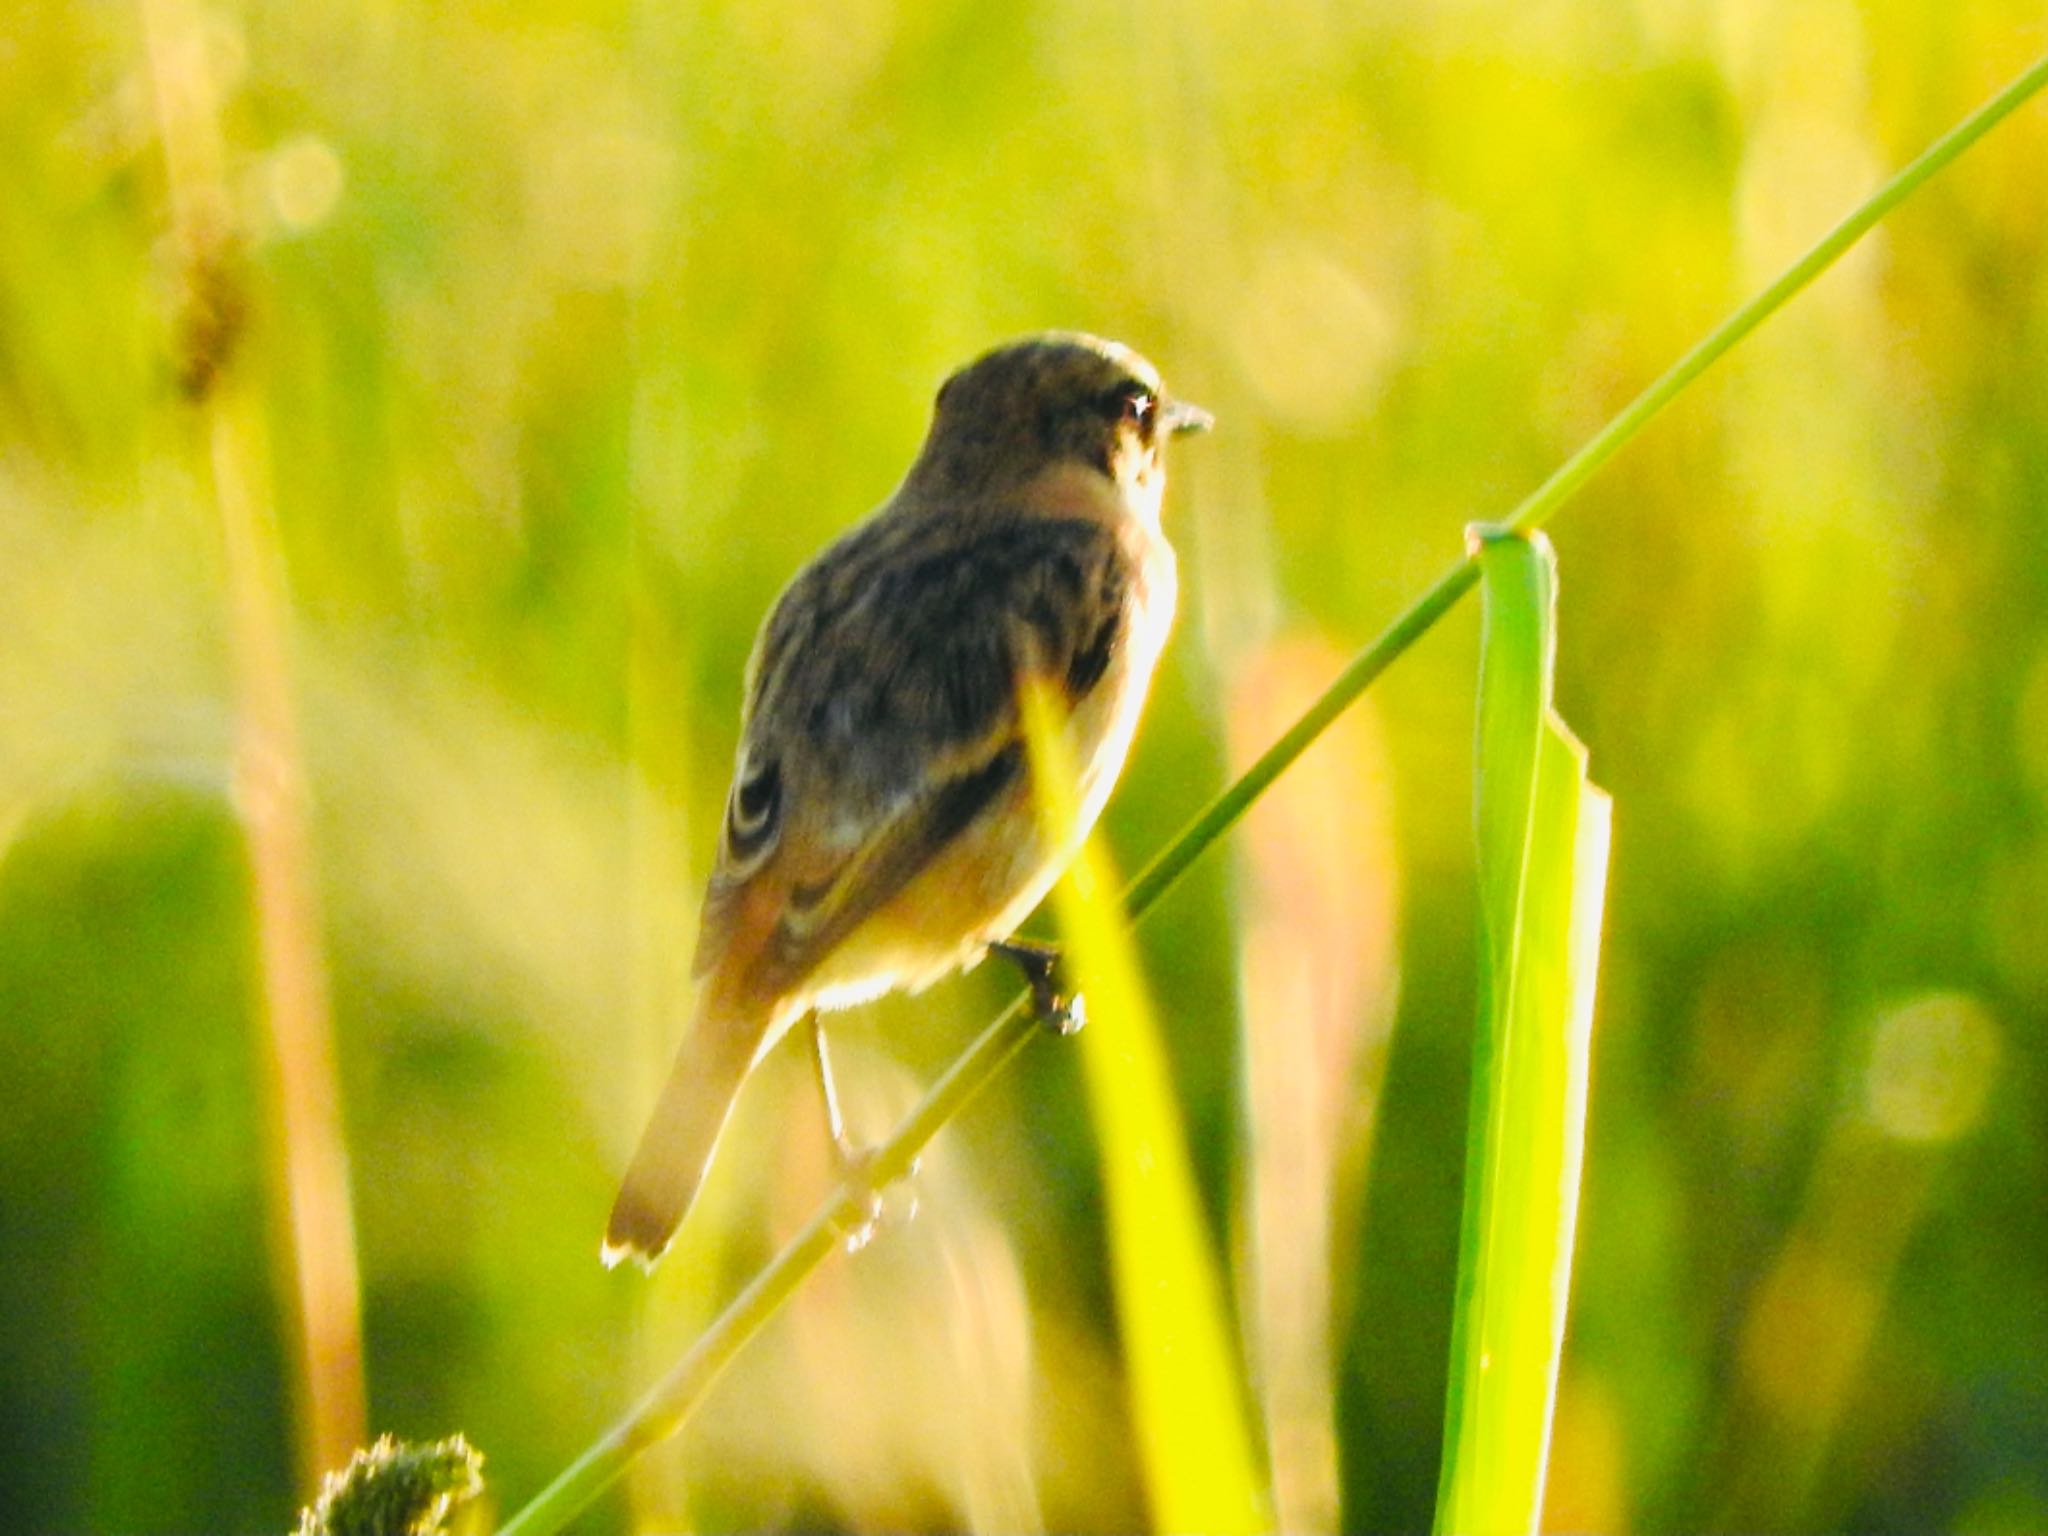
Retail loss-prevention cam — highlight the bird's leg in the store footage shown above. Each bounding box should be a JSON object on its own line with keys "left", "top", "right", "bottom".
{"left": 807, "top": 1013, "right": 910, "bottom": 1252}
{"left": 989, "top": 937, "right": 1086, "bottom": 1036}
{"left": 808, "top": 1010, "right": 859, "bottom": 1168}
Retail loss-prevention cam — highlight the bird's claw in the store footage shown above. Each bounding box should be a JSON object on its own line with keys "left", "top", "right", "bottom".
{"left": 991, "top": 938, "right": 1085, "bottom": 1036}
{"left": 831, "top": 1144, "right": 921, "bottom": 1254}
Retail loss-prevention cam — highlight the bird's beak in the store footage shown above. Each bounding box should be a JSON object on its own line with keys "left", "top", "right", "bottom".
{"left": 1162, "top": 397, "right": 1215, "bottom": 436}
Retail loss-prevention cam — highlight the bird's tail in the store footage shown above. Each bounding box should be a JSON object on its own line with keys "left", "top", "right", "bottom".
{"left": 602, "top": 978, "right": 778, "bottom": 1271}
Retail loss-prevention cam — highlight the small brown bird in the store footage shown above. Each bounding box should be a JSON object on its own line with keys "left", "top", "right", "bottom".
{"left": 604, "top": 332, "right": 1211, "bottom": 1269}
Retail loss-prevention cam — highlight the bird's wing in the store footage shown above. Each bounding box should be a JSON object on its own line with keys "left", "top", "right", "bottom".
{"left": 691, "top": 508, "right": 1132, "bottom": 993}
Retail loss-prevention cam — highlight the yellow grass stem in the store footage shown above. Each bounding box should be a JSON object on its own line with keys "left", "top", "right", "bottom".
{"left": 139, "top": 0, "right": 365, "bottom": 1488}
{"left": 1019, "top": 680, "right": 1270, "bottom": 1534}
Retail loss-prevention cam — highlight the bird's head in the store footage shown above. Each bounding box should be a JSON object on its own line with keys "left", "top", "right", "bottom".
{"left": 910, "top": 332, "right": 1212, "bottom": 505}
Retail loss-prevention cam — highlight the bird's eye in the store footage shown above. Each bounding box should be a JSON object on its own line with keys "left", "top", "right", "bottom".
{"left": 1101, "top": 384, "right": 1156, "bottom": 430}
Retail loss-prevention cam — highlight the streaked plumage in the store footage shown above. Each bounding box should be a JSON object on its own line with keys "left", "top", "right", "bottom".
{"left": 605, "top": 332, "right": 1209, "bottom": 1268}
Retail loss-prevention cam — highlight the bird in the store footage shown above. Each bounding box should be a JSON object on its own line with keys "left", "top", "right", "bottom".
{"left": 603, "top": 331, "right": 1212, "bottom": 1269}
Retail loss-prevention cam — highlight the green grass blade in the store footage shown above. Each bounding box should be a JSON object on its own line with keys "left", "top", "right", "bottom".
{"left": 1020, "top": 683, "right": 1271, "bottom": 1534}
{"left": 1435, "top": 529, "right": 1611, "bottom": 1536}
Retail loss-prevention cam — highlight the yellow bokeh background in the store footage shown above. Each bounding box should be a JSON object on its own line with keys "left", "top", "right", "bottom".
{"left": 2, "top": 1, "right": 2045, "bottom": 1530}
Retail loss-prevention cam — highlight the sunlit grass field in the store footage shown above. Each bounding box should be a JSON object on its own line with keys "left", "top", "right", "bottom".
{"left": 4, "top": 1, "right": 2047, "bottom": 1531}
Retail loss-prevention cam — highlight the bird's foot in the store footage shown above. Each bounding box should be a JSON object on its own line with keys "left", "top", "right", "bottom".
{"left": 830, "top": 1143, "right": 921, "bottom": 1255}
{"left": 990, "top": 938, "right": 1086, "bottom": 1036}
{"left": 808, "top": 1014, "right": 920, "bottom": 1252}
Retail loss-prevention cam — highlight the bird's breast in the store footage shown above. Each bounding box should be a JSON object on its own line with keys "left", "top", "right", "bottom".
{"left": 1067, "top": 516, "right": 1175, "bottom": 829}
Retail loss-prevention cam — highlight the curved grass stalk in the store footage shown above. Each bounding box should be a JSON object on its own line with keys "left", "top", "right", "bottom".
{"left": 493, "top": 52, "right": 2048, "bottom": 1536}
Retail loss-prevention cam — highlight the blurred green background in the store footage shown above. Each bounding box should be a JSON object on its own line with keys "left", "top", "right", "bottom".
{"left": 4, "top": 0, "right": 2046, "bottom": 1530}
